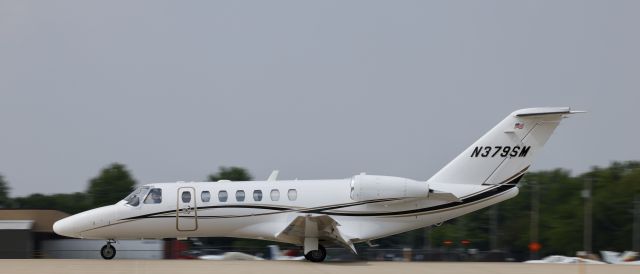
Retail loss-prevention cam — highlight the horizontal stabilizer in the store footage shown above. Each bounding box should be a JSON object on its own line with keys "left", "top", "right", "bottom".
{"left": 377, "top": 188, "right": 461, "bottom": 205}
{"left": 428, "top": 191, "right": 461, "bottom": 202}
{"left": 514, "top": 107, "right": 586, "bottom": 117}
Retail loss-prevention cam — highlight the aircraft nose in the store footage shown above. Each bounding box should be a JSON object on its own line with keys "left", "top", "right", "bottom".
{"left": 53, "top": 217, "right": 79, "bottom": 238}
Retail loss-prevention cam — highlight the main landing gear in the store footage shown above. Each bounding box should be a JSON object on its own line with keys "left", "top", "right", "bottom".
{"left": 100, "top": 240, "right": 116, "bottom": 260}
{"left": 304, "top": 244, "right": 326, "bottom": 262}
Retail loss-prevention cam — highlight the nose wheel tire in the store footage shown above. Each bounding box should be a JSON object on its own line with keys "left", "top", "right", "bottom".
{"left": 304, "top": 245, "right": 326, "bottom": 262}
{"left": 101, "top": 244, "right": 116, "bottom": 260}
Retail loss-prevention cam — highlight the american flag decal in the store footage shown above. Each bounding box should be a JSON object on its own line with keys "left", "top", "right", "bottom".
{"left": 514, "top": 122, "right": 524, "bottom": 129}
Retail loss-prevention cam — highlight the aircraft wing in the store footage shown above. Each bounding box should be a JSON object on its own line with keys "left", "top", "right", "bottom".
{"left": 275, "top": 215, "right": 357, "bottom": 254}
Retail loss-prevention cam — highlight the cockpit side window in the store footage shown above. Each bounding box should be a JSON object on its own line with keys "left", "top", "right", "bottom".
{"left": 144, "top": 188, "right": 163, "bottom": 204}
{"left": 124, "top": 186, "right": 150, "bottom": 207}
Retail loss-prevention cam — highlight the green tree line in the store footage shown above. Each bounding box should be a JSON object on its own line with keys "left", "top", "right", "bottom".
{"left": 384, "top": 161, "right": 639, "bottom": 259}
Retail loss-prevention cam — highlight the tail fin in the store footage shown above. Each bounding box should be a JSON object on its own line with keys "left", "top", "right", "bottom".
{"left": 428, "top": 107, "right": 583, "bottom": 185}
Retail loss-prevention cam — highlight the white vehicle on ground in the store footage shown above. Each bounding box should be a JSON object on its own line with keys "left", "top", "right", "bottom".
{"left": 601, "top": 251, "right": 640, "bottom": 265}
{"left": 54, "top": 107, "right": 583, "bottom": 262}
{"left": 524, "top": 255, "right": 605, "bottom": 264}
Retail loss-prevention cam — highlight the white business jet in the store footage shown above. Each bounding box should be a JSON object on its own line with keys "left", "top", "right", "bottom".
{"left": 53, "top": 107, "right": 583, "bottom": 262}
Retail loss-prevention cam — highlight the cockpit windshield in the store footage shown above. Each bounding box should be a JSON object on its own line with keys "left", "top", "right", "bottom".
{"left": 123, "top": 186, "right": 150, "bottom": 206}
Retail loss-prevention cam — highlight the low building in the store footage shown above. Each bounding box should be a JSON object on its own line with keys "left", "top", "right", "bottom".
{"left": 0, "top": 209, "right": 69, "bottom": 258}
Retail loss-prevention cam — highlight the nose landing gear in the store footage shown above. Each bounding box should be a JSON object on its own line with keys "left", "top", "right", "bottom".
{"left": 100, "top": 240, "right": 116, "bottom": 260}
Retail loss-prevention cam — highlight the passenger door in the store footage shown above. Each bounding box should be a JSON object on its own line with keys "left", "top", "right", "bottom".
{"left": 176, "top": 187, "right": 198, "bottom": 231}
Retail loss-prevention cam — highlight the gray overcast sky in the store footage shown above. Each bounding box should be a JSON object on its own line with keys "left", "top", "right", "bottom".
{"left": 1, "top": 0, "right": 638, "bottom": 196}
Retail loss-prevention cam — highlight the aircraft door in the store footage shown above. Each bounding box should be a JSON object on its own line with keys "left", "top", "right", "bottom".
{"left": 176, "top": 187, "right": 198, "bottom": 231}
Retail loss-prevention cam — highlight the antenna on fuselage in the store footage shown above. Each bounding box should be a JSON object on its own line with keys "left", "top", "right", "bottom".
{"left": 267, "top": 170, "right": 279, "bottom": 181}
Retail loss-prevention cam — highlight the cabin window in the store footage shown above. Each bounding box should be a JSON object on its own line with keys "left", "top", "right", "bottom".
{"left": 181, "top": 191, "right": 191, "bottom": 203}
{"left": 270, "top": 189, "right": 280, "bottom": 201}
{"left": 201, "top": 191, "right": 211, "bottom": 202}
{"left": 287, "top": 189, "right": 297, "bottom": 201}
{"left": 124, "top": 186, "right": 150, "bottom": 207}
{"left": 253, "top": 190, "right": 263, "bottom": 201}
{"left": 236, "top": 190, "right": 245, "bottom": 202}
{"left": 218, "top": 190, "right": 228, "bottom": 202}
{"left": 144, "top": 188, "right": 162, "bottom": 204}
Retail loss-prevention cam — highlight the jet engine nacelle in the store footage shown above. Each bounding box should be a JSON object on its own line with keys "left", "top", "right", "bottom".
{"left": 350, "top": 174, "right": 429, "bottom": 201}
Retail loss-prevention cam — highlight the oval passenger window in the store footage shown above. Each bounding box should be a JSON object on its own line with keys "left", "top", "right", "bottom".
{"left": 236, "top": 190, "right": 245, "bottom": 202}
{"left": 218, "top": 190, "right": 228, "bottom": 202}
{"left": 201, "top": 191, "right": 211, "bottom": 202}
{"left": 181, "top": 191, "right": 191, "bottom": 203}
{"left": 253, "top": 190, "right": 262, "bottom": 201}
{"left": 270, "top": 189, "right": 280, "bottom": 201}
{"left": 287, "top": 189, "right": 297, "bottom": 201}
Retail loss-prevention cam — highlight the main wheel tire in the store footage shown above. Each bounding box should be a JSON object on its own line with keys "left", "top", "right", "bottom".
{"left": 100, "top": 244, "right": 116, "bottom": 260}
{"left": 304, "top": 245, "right": 326, "bottom": 262}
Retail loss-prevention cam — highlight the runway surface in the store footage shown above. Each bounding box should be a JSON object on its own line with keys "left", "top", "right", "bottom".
{"left": 1, "top": 260, "right": 638, "bottom": 274}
